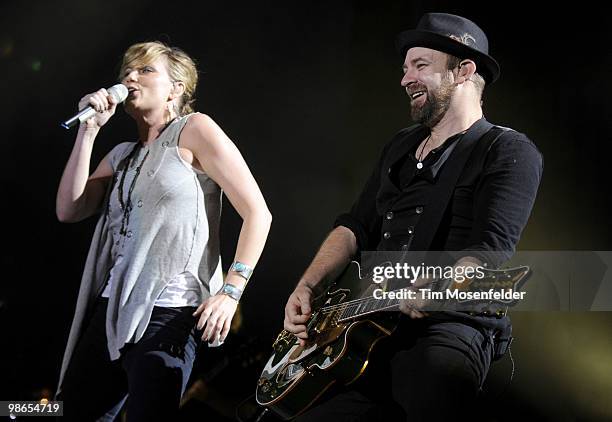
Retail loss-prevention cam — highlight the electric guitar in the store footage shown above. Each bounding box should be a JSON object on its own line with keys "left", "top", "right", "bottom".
{"left": 256, "top": 260, "right": 530, "bottom": 420}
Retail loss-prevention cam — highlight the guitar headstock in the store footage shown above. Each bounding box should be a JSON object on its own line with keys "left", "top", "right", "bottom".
{"left": 428, "top": 265, "right": 531, "bottom": 316}
{"left": 447, "top": 266, "right": 530, "bottom": 303}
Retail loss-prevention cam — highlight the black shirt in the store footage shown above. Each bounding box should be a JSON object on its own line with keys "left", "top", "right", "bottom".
{"left": 335, "top": 118, "right": 543, "bottom": 267}
{"left": 334, "top": 118, "right": 543, "bottom": 332}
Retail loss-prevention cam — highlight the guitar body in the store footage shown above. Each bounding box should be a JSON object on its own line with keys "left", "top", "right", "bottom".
{"left": 256, "top": 263, "right": 399, "bottom": 420}
{"left": 256, "top": 261, "right": 530, "bottom": 420}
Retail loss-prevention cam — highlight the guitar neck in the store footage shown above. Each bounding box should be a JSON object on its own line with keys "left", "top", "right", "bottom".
{"left": 322, "top": 292, "right": 402, "bottom": 323}
{"left": 321, "top": 265, "right": 529, "bottom": 323}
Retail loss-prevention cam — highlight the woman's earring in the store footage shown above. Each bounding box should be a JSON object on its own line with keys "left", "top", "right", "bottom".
{"left": 166, "top": 102, "right": 174, "bottom": 124}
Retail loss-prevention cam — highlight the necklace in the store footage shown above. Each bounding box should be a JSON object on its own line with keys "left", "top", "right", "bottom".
{"left": 113, "top": 117, "right": 178, "bottom": 237}
{"left": 117, "top": 143, "right": 150, "bottom": 236}
{"left": 416, "top": 134, "right": 432, "bottom": 169}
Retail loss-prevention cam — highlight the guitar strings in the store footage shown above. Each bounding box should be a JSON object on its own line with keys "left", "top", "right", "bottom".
{"left": 315, "top": 269, "right": 524, "bottom": 325}
{"left": 317, "top": 270, "right": 522, "bottom": 314}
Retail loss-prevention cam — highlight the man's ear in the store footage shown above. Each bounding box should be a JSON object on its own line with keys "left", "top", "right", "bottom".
{"left": 169, "top": 81, "right": 185, "bottom": 100}
{"left": 456, "top": 60, "right": 476, "bottom": 84}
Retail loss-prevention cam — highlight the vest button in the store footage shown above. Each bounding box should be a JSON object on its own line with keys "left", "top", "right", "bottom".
{"left": 386, "top": 211, "right": 394, "bottom": 220}
{"left": 126, "top": 230, "right": 133, "bottom": 238}
{"left": 147, "top": 170, "right": 154, "bottom": 177}
{"left": 162, "top": 141, "right": 169, "bottom": 148}
{"left": 137, "top": 200, "right": 143, "bottom": 208}
{"left": 407, "top": 226, "right": 414, "bottom": 235}
{"left": 383, "top": 232, "right": 391, "bottom": 240}
{"left": 416, "top": 206, "right": 423, "bottom": 214}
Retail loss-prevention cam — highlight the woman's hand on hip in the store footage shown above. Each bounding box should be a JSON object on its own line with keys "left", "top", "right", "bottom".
{"left": 192, "top": 294, "right": 238, "bottom": 344}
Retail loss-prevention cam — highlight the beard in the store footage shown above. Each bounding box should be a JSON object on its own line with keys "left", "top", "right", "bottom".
{"left": 410, "top": 74, "right": 456, "bottom": 128}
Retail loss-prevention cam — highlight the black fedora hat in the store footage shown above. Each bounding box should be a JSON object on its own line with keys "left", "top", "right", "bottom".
{"left": 396, "top": 13, "right": 500, "bottom": 84}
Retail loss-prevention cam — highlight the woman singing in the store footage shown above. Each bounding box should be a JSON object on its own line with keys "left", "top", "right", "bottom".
{"left": 55, "top": 41, "right": 272, "bottom": 421}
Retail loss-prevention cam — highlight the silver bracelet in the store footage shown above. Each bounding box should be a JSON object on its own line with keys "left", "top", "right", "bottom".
{"left": 229, "top": 261, "right": 254, "bottom": 282}
{"left": 218, "top": 283, "right": 243, "bottom": 302}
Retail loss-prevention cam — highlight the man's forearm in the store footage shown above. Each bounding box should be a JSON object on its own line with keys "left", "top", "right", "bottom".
{"left": 299, "top": 226, "right": 358, "bottom": 292}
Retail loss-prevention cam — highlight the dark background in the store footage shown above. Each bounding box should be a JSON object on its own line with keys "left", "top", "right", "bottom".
{"left": 1, "top": 0, "right": 611, "bottom": 420}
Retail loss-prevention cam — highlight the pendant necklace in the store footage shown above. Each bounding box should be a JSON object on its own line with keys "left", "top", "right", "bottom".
{"left": 416, "top": 134, "right": 432, "bottom": 169}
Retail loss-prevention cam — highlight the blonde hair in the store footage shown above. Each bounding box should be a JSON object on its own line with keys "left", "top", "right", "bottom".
{"left": 119, "top": 41, "right": 198, "bottom": 116}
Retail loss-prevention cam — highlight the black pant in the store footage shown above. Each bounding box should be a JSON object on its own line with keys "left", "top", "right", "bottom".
{"left": 295, "top": 316, "right": 495, "bottom": 422}
{"left": 57, "top": 297, "right": 200, "bottom": 421}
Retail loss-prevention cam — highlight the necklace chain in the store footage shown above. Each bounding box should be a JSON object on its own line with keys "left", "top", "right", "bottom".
{"left": 117, "top": 144, "right": 149, "bottom": 236}
{"left": 114, "top": 117, "right": 177, "bottom": 237}
{"left": 416, "top": 134, "right": 432, "bottom": 169}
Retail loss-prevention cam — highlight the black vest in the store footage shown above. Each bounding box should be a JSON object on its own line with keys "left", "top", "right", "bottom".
{"left": 375, "top": 118, "right": 510, "bottom": 252}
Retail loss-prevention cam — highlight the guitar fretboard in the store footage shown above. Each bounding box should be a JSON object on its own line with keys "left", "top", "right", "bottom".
{"left": 321, "top": 292, "right": 402, "bottom": 322}
{"left": 318, "top": 266, "right": 526, "bottom": 323}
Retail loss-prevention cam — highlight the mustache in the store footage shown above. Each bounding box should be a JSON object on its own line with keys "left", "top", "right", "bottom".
{"left": 406, "top": 84, "right": 428, "bottom": 96}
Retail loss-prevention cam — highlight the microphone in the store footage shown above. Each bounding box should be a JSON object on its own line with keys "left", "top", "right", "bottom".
{"left": 61, "top": 84, "right": 128, "bottom": 129}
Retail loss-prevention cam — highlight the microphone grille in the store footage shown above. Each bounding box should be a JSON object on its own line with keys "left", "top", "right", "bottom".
{"left": 108, "top": 84, "right": 129, "bottom": 103}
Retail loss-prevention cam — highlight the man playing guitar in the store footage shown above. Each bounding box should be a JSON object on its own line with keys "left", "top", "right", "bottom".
{"left": 283, "top": 13, "right": 542, "bottom": 421}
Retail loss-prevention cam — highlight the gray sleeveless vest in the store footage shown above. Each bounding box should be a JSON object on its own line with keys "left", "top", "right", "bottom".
{"left": 56, "top": 113, "right": 223, "bottom": 394}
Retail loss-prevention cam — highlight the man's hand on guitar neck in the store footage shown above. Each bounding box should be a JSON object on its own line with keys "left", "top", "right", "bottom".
{"left": 398, "top": 256, "right": 485, "bottom": 318}
{"left": 284, "top": 282, "right": 314, "bottom": 347}
{"left": 398, "top": 276, "right": 430, "bottom": 319}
